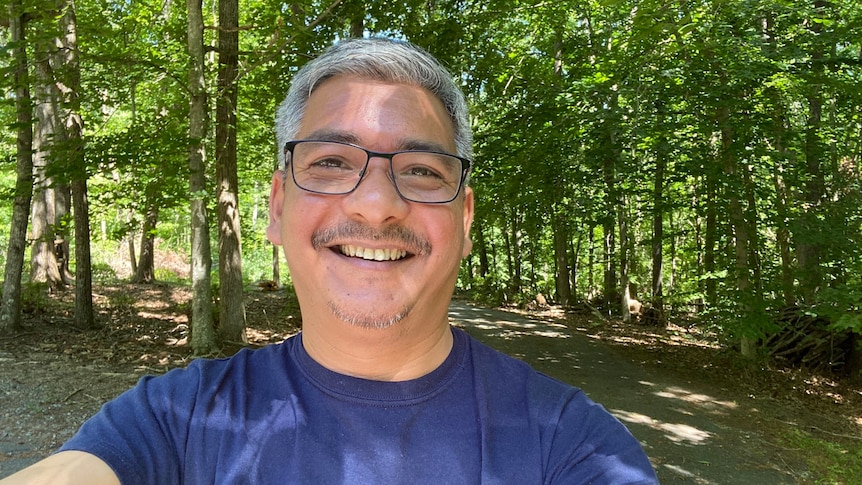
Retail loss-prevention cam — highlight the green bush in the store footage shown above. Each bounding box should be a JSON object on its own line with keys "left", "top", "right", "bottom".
{"left": 21, "top": 282, "right": 49, "bottom": 314}
{"left": 91, "top": 262, "right": 118, "bottom": 283}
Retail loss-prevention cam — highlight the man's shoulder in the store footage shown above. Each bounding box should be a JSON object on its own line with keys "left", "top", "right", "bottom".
{"left": 147, "top": 335, "right": 298, "bottom": 394}
{"left": 456, "top": 327, "right": 585, "bottom": 410}
{"left": 193, "top": 334, "right": 297, "bottom": 369}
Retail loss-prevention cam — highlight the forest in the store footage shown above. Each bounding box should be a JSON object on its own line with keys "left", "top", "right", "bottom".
{"left": 1, "top": 0, "right": 861, "bottom": 376}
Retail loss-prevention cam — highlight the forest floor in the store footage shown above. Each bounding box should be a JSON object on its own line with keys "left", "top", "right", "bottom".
{"left": 0, "top": 282, "right": 860, "bottom": 483}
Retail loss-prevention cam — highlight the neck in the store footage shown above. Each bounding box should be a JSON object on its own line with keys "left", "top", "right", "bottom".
{"left": 301, "top": 316, "right": 454, "bottom": 381}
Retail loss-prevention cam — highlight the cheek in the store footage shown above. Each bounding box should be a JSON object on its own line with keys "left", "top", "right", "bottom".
{"left": 281, "top": 193, "right": 331, "bottom": 245}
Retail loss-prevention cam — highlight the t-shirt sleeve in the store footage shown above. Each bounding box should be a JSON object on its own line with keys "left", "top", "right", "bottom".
{"left": 544, "top": 389, "right": 659, "bottom": 484}
{"left": 58, "top": 365, "right": 203, "bottom": 485}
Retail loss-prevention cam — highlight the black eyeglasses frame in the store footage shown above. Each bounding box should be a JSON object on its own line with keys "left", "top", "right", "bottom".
{"left": 283, "top": 139, "right": 472, "bottom": 204}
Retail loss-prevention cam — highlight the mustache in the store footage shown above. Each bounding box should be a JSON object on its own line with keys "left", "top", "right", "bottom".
{"left": 311, "top": 222, "right": 431, "bottom": 256}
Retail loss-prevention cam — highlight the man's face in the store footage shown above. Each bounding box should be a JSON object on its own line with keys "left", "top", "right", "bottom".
{"left": 268, "top": 76, "right": 474, "bottom": 330}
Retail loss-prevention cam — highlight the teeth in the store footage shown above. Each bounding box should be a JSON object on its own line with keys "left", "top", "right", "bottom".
{"left": 340, "top": 245, "right": 407, "bottom": 261}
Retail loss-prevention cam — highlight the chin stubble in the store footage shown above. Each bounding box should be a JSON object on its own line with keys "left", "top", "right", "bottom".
{"left": 327, "top": 301, "right": 413, "bottom": 330}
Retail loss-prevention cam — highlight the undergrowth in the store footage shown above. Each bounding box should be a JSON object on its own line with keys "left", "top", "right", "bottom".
{"left": 782, "top": 428, "right": 862, "bottom": 484}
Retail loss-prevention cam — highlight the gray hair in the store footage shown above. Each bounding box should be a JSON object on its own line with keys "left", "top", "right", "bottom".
{"left": 274, "top": 37, "right": 472, "bottom": 168}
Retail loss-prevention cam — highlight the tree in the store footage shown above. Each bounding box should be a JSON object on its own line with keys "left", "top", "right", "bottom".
{"left": 187, "top": 0, "right": 217, "bottom": 354}
{"left": 0, "top": 0, "right": 35, "bottom": 333}
{"left": 59, "top": 0, "right": 95, "bottom": 329}
{"left": 215, "top": 0, "right": 246, "bottom": 344}
{"left": 130, "top": 181, "right": 159, "bottom": 283}
{"left": 30, "top": 27, "right": 69, "bottom": 290}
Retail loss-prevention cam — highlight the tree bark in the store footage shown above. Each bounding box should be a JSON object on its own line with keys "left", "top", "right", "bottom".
{"left": 703, "top": 165, "right": 717, "bottom": 306}
{"left": 553, "top": 214, "right": 571, "bottom": 306}
{"left": 0, "top": 2, "right": 34, "bottom": 333}
{"left": 551, "top": 32, "right": 569, "bottom": 306}
{"left": 348, "top": 1, "right": 363, "bottom": 37}
{"left": 215, "top": 0, "right": 246, "bottom": 344}
{"left": 717, "top": 103, "right": 756, "bottom": 357}
{"left": 510, "top": 208, "right": 522, "bottom": 295}
{"left": 474, "top": 219, "right": 489, "bottom": 279}
{"left": 187, "top": 0, "right": 217, "bottom": 354}
{"left": 60, "top": 0, "right": 95, "bottom": 329}
{"left": 570, "top": 233, "right": 582, "bottom": 297}
{"left": 651, "top": 124, "right": 666, "bottom": 313}
{"left": 30, "top": 35, "right": 66, "bottom": 290}
{"left": 271, "top": 244, "right": 280, "bottom": 288}
{"left": 131, "top": 192, "right": 158, "bottom": 283}
{"left": 619, "top": 197, "right": 632, "bottom": 322}
{"left": 601, "top": 92, "right": 620, "bottom": 308}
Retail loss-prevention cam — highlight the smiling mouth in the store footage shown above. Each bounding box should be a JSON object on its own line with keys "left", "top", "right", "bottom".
{"left": 339, "top": 245, "right": 409, "bottom": 261}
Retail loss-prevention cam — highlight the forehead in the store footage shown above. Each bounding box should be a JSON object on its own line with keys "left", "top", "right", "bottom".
{"left": 297, "top": 76, "right": 456, "bottom": 152}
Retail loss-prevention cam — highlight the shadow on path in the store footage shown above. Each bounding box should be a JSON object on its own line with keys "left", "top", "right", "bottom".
{"left": 450, "top": 301, "right": 802, "bottom": 484}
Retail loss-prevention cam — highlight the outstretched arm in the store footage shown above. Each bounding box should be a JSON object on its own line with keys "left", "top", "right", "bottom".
{"left": 0, "top": 451, "right": 119, "bottom": 485}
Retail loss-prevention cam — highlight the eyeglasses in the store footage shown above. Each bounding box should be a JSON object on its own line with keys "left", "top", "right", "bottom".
{"left": 284, "top": 140, "right": 471, "bottom": 204}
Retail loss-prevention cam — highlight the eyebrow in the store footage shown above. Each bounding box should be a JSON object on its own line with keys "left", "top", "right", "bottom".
{"left": 301, "top": 129, "right": 454, "bottom": 155}
{"left": 302, "top": 129, "right": 360, "bottom": 146}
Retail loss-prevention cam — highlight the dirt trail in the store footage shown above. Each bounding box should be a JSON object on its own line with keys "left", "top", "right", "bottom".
{"left": 450, "top": 301, "right": 803, "bottom": 484}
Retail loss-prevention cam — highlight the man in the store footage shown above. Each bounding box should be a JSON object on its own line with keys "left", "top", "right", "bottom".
{"left": 2, "top": 37, "right": 658, "bottom": 484}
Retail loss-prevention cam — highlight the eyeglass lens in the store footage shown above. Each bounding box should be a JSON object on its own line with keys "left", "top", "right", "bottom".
{"left": 289, "top": 141, "right": 465, "bottom": 203}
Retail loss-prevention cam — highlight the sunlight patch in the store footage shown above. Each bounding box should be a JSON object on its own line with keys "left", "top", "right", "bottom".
{"left": 612, "top": 409, "right": 713, "bottom": 445}
{"left": 653, "top": 386, "right": 738, "bottom": 411}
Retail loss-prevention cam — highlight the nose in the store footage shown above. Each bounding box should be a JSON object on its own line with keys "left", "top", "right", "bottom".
{"left": 341, "top": 157, "right": 409, "bottom": 224}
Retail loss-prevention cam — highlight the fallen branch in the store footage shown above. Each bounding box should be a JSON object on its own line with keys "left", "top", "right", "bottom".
{"left": 63, "top": 388, "right": 84, "bottom": 402}
{"left": 581, "top": 301, "right": 609, "bottom": 324}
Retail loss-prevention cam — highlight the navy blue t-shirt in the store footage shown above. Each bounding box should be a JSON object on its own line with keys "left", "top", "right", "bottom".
{"left": 61, "top": 327, "right": 657, "bottom": 484}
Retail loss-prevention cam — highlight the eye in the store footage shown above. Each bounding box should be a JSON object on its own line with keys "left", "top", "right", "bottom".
{"left": 308, "top": 156, "right": 353, "bottom": 170}
{"left": 403, "top": 164, "right": 445, "bottom": 179}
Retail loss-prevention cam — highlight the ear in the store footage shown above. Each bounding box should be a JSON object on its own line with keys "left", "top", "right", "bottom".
{"left": 461, "top": 186, "right": 475, "bottom": 258}
{"left": 266, "top": 170, "right": 286, "bottom": 246}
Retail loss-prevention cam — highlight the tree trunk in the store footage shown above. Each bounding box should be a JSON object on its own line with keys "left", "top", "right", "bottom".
{"left": 54, "top": 182, "right": 73, "bottom": 282}
{"left": 128, "top": 234, "right": 138, "bottom": 274}
{"left": 349, "top": 5, "right": 363, "bottom": 37}
{"left": 271, "top": 244, "right": 280, "bottom": 288}
{"left": 743, "top": 163, "right": 763, "bottom": 296}
{"left": 60, "top": 0, "right": 94, "bottom": 329}
{"left": 131, "top": 195, "right": 158, "bottom": 284}
{"left": 216, "top": 0, "right": 246, "bottom": 344}
{"left": 717, "top": 103, "right": 756, "bottom": 358}
{"left": 503, "top": 217, "right": 513, "bottom": 290}
{"left": 602, "top": 219, "right": 616, "bottom": 307}
{"left": 704, "top": 166, "right": 717, "bottom": 306}
{"left": 187, "top": 0, "right": 217, "bottom": 354}
{"left": 652, "top": 129, "right": 666, "bottom": 314}
{"left": 71, "top": 179, "right": 95, "bottom": 328}
{"left": 553, "top": 214, "right": 571, "bottom": 306}
{"left": 619, "top": 197, "right": 632, "bottom": 322}
{"left": 30, "top": 35, "right": 66, "bottom": 290}
{"left": 550, "top": 32, "right": 569, "bottom": 306}
{"left": 587, "top": 224, "right": 595, "bottom": 294}
{"left": 0, "top": 2, "right": 34, "bottom": 333}
{"left": 474, "top": 219, "right": 489, "bottom": 278}
{"left": 601, "top": 91, "right": 620, "bottom": 308}
{"left": 510, "top": 208, "right": 522, "bottom": 295}
{"left": 570, "top": 233, "right": 582, "bottom": 297}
